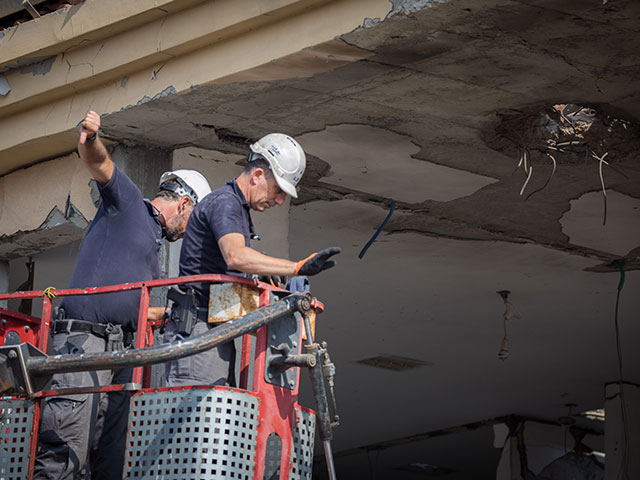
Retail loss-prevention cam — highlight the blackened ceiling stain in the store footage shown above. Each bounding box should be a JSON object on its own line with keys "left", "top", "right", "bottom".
{"left": 97, "top": 0, "right": 640, "bottom": 271}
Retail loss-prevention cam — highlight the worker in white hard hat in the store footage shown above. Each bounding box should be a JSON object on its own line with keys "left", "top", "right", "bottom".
{"left": 33, "top": 111, "right": 212, "bottom": 480}
{"left": 163, "top": 132, "right": 341, "bottom": 387}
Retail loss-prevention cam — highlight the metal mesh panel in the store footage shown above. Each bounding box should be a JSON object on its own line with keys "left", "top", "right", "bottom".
{"left": 0, "top": 399, "right": 35, "bottom": 480}
{"left": 289, "top": 407, "right": 316, "bottom": 480}
{"left": 124, "top": 388, "right": 259, "bottom": 480}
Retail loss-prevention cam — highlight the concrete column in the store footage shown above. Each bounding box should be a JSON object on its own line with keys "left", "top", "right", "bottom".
{"left": 605, "top": 382, "right": 640, "bottom": 480}
{"left": 0, "top": 260, "right": 8, "bottom": 308}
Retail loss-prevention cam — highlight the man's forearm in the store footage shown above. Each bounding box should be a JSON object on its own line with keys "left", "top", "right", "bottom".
{"left": 78, "top": 110, "right": 114, "bottom": 185}
{"left": 225, "top": 245, "right": 297, "bottom": 276}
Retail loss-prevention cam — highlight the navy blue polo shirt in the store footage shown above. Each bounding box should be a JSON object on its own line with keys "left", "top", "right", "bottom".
{"left": 179, "top": 179, "right": 254, "bottom": 305}
{"left": 61, "top": 165, "right": 163, "bottom": 331}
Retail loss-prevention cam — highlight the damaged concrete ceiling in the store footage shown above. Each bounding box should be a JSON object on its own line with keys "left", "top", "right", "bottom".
{"left": 2, "top": 0, "right": 640, "bottom": 476}
{"left": 97, "top": 0, "right": 640, "bottom": 271}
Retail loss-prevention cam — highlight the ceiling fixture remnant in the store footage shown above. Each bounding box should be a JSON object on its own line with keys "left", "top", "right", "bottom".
{"left": 579, "top": 409, "right": 605, "bottom": 422}
{"left": 497, "top": 290, "right": 520, "bottom": 361}
{"left": 356, "top": 355, "right": 429, "bottom": 371}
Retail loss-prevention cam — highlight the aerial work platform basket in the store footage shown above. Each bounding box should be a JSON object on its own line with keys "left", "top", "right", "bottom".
{"left": 0, "top": 275, "right": 338, "bottom": 480}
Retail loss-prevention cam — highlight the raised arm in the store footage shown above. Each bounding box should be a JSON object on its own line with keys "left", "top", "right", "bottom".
{"left": 78, "top": 110, "right": 114, "bottom": 185}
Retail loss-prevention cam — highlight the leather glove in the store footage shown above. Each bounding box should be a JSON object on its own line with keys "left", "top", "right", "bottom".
{"left": 294, "top": 247, "right": 341, "bottom": 276}
{"left": 258, "top": 275, "right": 285, "bottom": 288}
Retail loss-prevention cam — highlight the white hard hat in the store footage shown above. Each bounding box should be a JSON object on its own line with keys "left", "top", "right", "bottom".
{"left": 159, "top": 169, "right": 211, "bottom": 204}
{"left": 249, "top": 133, "right": 306, "bottom": 198}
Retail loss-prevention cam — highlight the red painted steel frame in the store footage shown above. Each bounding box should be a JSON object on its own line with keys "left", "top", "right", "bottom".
{"left": 250, "top": 287, "right": 303, "bottom": 480}
{"left": 1, "top": 274, "right": 322, "bottom": 480}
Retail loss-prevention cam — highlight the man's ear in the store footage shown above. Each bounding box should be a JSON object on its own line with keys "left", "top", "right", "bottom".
{"left": 179, "top": 196, "right": 192, "bottom": 213}
{"left": 251, "top": 168, "right": 265, "bottom": 185}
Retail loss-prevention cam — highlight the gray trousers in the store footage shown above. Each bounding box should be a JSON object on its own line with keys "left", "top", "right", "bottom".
{"left": 33, "top": 332, "right": 132, "bottom": 480}
{"left": 163, "top": 320, "right": 235, "bottom": 387}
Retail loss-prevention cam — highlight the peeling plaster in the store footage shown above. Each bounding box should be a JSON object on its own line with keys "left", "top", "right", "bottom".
{"left": 362, "top": 17, "right": 381, "bottom": 28}
{"left": 0, "top": 74, "right": 10, "bottom": 95}
{"left": 387, "top": 0, "right": 451, "bottom": 17}
{"left": 41, "top": 203, "right": 89, "bottom": 230}
{"left": 0, "top": 152, "right": 96, "bottom": 236}
{"left": 18, "top": 55, "right": 56, "bottom": 76}
{"left": 134, "top": 85, "right": 177, "bottom": 107}
{"left": 560, "top": 190, "right": 640, "bottom": 257}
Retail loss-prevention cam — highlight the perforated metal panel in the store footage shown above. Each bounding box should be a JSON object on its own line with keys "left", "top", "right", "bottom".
{"left": 0, "top": 399, "right": 36, "bottom": 480}
{"left": 124, "top": 388, "right": 259, "bottom": 480}
{"left": 289, "top": 407, "right": 316, "bottom": 480}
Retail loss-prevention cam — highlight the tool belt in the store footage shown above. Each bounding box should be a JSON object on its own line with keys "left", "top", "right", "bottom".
{"left": 53, "top": 319, "right": 134, "bottom": 351}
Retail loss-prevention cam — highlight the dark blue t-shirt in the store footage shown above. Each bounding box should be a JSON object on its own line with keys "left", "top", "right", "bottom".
{"left": 179, "top": 179, "right": 254, "bottom": 305}
{"left": 61, "top": 165, "right": 163, "bottom": 331}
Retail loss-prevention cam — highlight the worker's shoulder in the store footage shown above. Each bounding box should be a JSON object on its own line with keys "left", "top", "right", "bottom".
{"left": 203, "top": 183, "right": 242, "bottom": 205}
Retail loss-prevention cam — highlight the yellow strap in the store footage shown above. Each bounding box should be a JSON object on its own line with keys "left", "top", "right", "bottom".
{"left": 42, "top": 286, "right": 57, "bottom": 299}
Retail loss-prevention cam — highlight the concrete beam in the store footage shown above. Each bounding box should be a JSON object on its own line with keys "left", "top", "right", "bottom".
{"left": 0, "top": 0, "right": 389, "bottom": 175}
{"left": 0, "top": 0, "right": 204, "bottom": 69}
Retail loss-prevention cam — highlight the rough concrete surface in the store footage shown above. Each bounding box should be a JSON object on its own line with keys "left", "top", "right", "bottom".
{"left": 96, "top": 0, "right": 640, "bottom": 272}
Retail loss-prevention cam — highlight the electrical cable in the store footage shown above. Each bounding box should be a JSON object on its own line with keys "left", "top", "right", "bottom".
{"left": 519, "top": 165, "right": 533, "bottom": 196}
{"left": 592, "top": 151, "right": 609, "bottom": 226}
{"left": 613, "top": 260, "right": 630, "bottom": 480}
{"left": 358, "top": 202, "right": 396, "bottom": 259}
{"left": 525, "top": 153, "right": 557, "bottom": 201}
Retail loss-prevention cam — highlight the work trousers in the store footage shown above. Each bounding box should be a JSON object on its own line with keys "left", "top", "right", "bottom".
{"left": 163, "top": 320, "right": 235, "bottom": 387}
{"left": 32, "top": 331, "right": 132, "bottom": 480}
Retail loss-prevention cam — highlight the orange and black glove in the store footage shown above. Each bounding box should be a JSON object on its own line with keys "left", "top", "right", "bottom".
{"left": 294, "top": 247, "right": 341, "bottom": 276}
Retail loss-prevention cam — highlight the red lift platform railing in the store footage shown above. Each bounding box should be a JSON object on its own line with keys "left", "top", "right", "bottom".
{"left": 0, "top": 274, "right": 339, "bottom": 480}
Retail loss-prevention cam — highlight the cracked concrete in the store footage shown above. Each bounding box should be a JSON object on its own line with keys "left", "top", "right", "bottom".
{"left": 89, "top": 0, "right": 640, "bottom": 271}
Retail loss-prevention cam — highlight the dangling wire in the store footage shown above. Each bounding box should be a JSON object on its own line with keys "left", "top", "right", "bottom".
{"left": 497, "top": 290, "right": 519, "bottom": 360}
{"left": 612, "top": 260, "right": 630, "bottom": 480}
{"left": 591, "top": 151, "right": 609, "bottom": 226}
{"left": 525, "top": 153, "right": 557, "bottom": 200}
{"left": 498, "top": 318, "right": 509, "bottom": 361}
{"left": 519, "top": 165, "right": 533, "bottom": 197}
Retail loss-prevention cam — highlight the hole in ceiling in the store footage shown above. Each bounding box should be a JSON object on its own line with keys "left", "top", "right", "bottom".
{"left": 356, "top": 355, "right": 430, "bottom": 371}
{"left": 488, "top": 104, "right": 639, "bottom": 163}
{"left": 486, "top": 104, "right": 640, "bottom": 221}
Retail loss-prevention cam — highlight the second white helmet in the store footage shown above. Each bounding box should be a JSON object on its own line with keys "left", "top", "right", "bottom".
{"left": 159, "top": 169, "right": 212, "bottom": 205}
{"left": 249, "top": 133, "right": 306, "bottom": 198}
